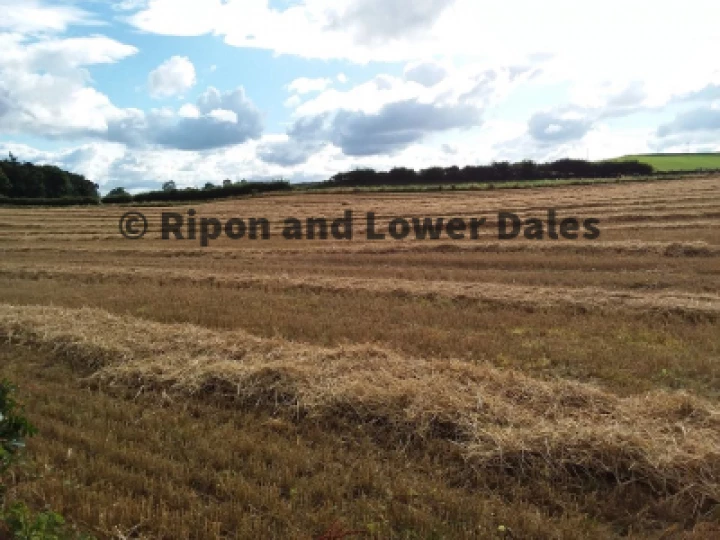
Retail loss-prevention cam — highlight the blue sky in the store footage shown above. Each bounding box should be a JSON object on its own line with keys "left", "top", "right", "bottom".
{"left": 1, "top": 0, "right": 719, "bottom": 193}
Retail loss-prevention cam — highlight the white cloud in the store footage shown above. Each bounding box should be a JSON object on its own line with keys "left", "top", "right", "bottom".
{"left": 0, "top": 0, "right": 98, "bottom": 34}
{"left": 325, "top": 0, "right": 457, "bottom": 44}
{"left": 178, "top": 103, "right": 200, "bottom": 118}
{"left": 261, "top": 64, "right": 533, "bottom": 163}
{"left": 404, "top": 61, "right": 448, "bottom": 87}
{"left": 208, "top": 109, "right": 239, "bottom": 123}
{"left": 148, "top": 56, "right": 197, "bottom": 98}
{"left": 0, "top": 28, "right": 263, "bottom": 152}
{"left": 2, "top": 35, "right": 138, "bottom": 72}
{"left": 283, "top": 95, "right": 302, "bottom": 108}
{"left": 528, "top": 107, "right": 593, "bottom": 144}
{"left": 287, "top": 77, "right": 333, "bottom": 95}
{"left": 292, "top": 63, "right": 531, "bottom": 119}
{"left": 113, "top": 0, "right": 149, "bottom": 11}
{"left": 0, "top": 34, "right": 137, "bottom": 138}
{"left": 657, "top": 107, "right": 720, "bottom": 138}
{"left": 106, "top": 86, "right": 263, "bottom": 150}
{"left": 129, "top": 0, "right": 224, "bottom": 36}
{"left": 122, "top": 0, "right": 720, "bottom": 159}
{"left": 124, "top": 0, "right": 720, "bottom": 73}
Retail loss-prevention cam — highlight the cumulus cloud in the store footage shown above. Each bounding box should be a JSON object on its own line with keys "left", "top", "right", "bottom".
{"left": 524, "top": 79, "right": 662, "bottom": 146}
{"left": 122, "top": 0, "right": 510, "bottom": 63}
{"left": 287, "top": 77, "right": 333, "bottom": 95}
{"left": 657, "top": 107, "right": 720, "bottom": 138}
{"left": 122, "top": 0, "right": 720, "bottom": 77}
{"left": 674, "top": 83, "right": 720, "bottom": 105}
{"left": 6, "top": 36, "right": 138, "bottom": 72}
{"left": 293, "top": 63, "right": 522, "bottom": 119}
{"left": 0, "top": 0, "right": 97, "bottom": 34}
{"left": 113, "top": 0, "right": 149, "bottom": 11}
{"left": 325, "top": 0, "right": 457, "bottom": 43}
{"left": 257, "top": 139, "right": 327, "bottom": 167}
{"left": 0, "top": 24, "right": 263, "bottom": 153}
{"left": 178, "top": 103, "right": 200, "bottom": 118}
{"left": 261, "top": 98, "right": 482, "bottom": 163}
{"left": 605, "top": 82, "right": 647, "bottom": 109}
{"left": 261, "top": 63, "right": 526, "bottom": 165}
{"left": 207, "top": 109, "right": 238, "bottom": 123}
{"left": 129, "top": 0, "right": 222, "bottom": 36}
{"left": 106, "top": 86, "right": 263, "bottom": 150}
{"left": 118, "top": 0, "right": 720, "bottom": 174}
{"left": 528, "top": 108, "right": 593, "bottom": 144}
{"left": 0, "top": 89, "right": 13, "bottom": 118}
{"left": 403, "top": 61, "right": 448, "bottom": 87}
{"left": 0, "top": 34, "right": 137, "bottom": 138}
{"left": 283, "top": 95, "right": 302, "bottom": 108}
{"left": 329, "top": 100, "right": 482, "bottom": 155}
{"left": 148, "top": 56, "right": 197, "bottom": 98}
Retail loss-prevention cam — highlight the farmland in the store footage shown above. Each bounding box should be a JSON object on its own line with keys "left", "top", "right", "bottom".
{"left": 614, "top": 153, "right": 720, "bottom": 172}
{"left": 0, "top": 176, "right": 719, "bottom": 539}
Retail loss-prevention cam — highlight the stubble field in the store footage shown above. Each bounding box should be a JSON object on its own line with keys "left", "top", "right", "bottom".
{"left": 0, "top": 176, "right": 719, "bottom": 539}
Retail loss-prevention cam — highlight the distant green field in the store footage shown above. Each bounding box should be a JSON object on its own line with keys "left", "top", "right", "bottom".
{"left": 613, "top": 153, "right": 720, "bottom": 172}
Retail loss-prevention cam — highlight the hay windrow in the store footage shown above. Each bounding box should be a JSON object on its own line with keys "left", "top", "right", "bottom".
{"left": 2, "top": 263, "right": 719, "bottom": 318}
{"left": 1, "top": 239, "right": 720, "bottom": 258}
{"left": 1, "top": 303, "right": 718, "bottom": 519}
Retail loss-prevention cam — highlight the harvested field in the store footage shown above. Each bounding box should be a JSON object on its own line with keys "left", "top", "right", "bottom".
{"left": 0, "top": 176, "right": 719, "bottom": 539}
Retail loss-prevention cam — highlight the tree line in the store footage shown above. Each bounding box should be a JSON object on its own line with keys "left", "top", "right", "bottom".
{"left": 103, "top": 179, "right": 291, "bottom": 204}
{"left": 1, "top": 154, "right": 658, "bottom": 206}
{"left": 0, "top": 153, "right": 100, "bottom": 203}
{"left": 326, "top": 159, "right": 655, "bottom": 187}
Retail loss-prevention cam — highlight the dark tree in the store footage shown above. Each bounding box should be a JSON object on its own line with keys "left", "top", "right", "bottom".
{"left": 0, "top": 166, "right": 10, "bottom": 196}
{"left": 40, "top": 166, "right": 71, "bottom": 198}
{"left": 68, "top": 173, "right": 99, "bottom": 198}
{"left": 131, "top": 180, "right": 291, "bottom": 203}
{"left": 26, "top": 169, "right": 46, "bottom": 198}
{"left": 419, "top": 167, "right": 446, "bottom": 184}
{"left": 107, "top": 187, "right": 130, "bottom": 197}
{"left": 516, "top": 160, "right": 538, "bottom": 180}
{"left": 387, "top": 167, "right": 417, "bottom": 185}
{"left": 320, "top": 158, "right": 658, "bottom": 188}
{"left": 162, "top": 180, "right": 177, "bottom": 192}
{"left": 0, "top": 154, "right": 99, "bottom": 200}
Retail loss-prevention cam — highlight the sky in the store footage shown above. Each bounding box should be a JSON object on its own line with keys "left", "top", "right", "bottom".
{"left": 0, "top": 0, "right": 719, "bottom": 193}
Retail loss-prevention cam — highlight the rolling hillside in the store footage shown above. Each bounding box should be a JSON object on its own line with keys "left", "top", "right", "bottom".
{"left": 613, "top": 153, "right": 720, "bottom": 172}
